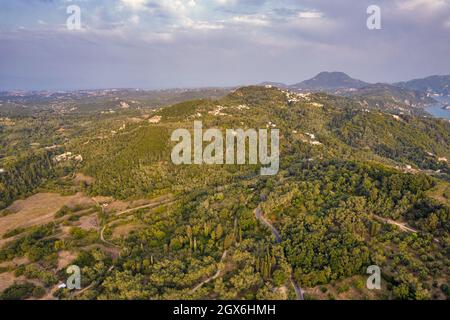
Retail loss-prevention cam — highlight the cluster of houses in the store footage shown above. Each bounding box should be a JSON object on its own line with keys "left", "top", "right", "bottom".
{"left": 305, "top": 133, "right": 322, "bottom": 145}
{"left": 283, "top": 90, "right": 312, "bottom": 103}
{"left": 235, "top": 104, "right": 250, "bottom": 111}
{"left": 53, "top": 152, "right": 83, "bottom": 163}
{"left": 120, "top": 101, "right": 130, "bottom": 109}
{"left": 0, "top": 117, "right": 15, "bottom": 126}
{"left": 426, "top": 151, "right": 448, "bottom": 163}
{"left": 100, "top": 109, "right": 116, "bottom": 115}
{"left": 291, "top": 130, "right": 323, "bottom": 146}
{"left": 148, "top": 116, "right": 162, "bottom": 124}
{"left": 209, "top": 105, "right": 228, "bottom": 116}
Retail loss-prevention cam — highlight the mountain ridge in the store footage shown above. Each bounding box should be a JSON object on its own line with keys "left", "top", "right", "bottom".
{"left": 394, "top": 75, "right": 450, "bottom": 96}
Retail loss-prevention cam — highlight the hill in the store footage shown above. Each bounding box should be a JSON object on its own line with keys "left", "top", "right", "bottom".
{"left": 290, "top": 72, "right": 369, "bottom": 91}
{"left": 394, "top": 75, "right": 450, "bottom": 96}
{"left": 0, "top": 85, "right": 449, "bottom": 301}
{"left": 259, "top": 73, "right": 436, "bottom": 114}
{"left": 344, "top": 83, "right": 437, "bottom": 115}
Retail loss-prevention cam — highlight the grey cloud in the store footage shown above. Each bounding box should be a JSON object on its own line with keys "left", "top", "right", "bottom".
{"left": 0, "top": 0, "right": 449, "bottom": 90}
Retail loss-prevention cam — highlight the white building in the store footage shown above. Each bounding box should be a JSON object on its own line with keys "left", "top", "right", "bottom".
{"left": 57, "top": 283, "right": 67, "bottom": 289}
{"left": 149, "top": 116, "right": 162, "bottom": 124}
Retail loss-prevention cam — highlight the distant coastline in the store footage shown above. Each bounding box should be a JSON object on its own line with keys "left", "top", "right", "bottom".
{"left": 425, "top": 95, "right": 450, "bottom": 120}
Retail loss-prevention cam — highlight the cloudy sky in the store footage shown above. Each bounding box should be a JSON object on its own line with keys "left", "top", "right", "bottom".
{"left": 0, "top": 0, "right": 449, "bottom": 90}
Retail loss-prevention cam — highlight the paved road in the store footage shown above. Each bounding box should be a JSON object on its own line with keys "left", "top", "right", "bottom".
{"left": 255, "top": 207, "right": 282, "bottom": 243}
{"left": 254, "top": 206, "right": 304, "bottom": 300}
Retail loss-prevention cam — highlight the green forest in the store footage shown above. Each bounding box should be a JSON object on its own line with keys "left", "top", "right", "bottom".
{"left": 0, "top": 86, "right": 448, "bottom": 300}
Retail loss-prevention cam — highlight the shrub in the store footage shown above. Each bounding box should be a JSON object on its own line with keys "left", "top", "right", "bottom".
{"left": 0, "top": 282, "right": 36, "bottom": 300}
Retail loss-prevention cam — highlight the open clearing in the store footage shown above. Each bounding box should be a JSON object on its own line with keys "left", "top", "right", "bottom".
{"left": 111, "top": 222, "right": 144, "bottom": 239}
{"left": 0, "top": 192, "right": 95, "bottom": 239}
{"left": 57, "top": 250, "right": 78, "bottom": 270}
{"left": 77, "top": 213, "right": 99, "bottom": 231}
{"left": 304, "top": 275, "right": 389, "bottom": 300}
{"left": 0, "top": 272, "right": 21, "bottom": 293}
{"left": 427, "top": 181, "right": 450, "bottom": 206}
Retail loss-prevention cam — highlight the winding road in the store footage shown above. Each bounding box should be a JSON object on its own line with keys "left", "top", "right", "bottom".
{"left": 97, "top": 195, "right": 175, "bottom": 247}
{"left": 190, "top": 250, "right": 228, "bottom": 294}
{"left": 254, "top": 206, "right": 304, "bottom": 300}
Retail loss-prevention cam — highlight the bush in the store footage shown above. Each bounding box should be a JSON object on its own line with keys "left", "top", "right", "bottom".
{"left": 32, "top": 286, "right": 46, "bottom": 298}
{"left": 0, "top": 282, "right": 36, "bottom": 300}
{"left": 68, "top": 215, "right": 80, "bottom": 222}
{"left": 354, "top": 278, "right": 365, "bottom": 289}
{"left": 273, "top": 269, "right": 287, "bottom": 287}
{"left": 337, "top": 283, "right": 350, "bottom": 294}
{"left": 440, "top": 284, "right": 450, "bottom": 298}
{"left": 55, "top": 206, "right": 71, "bottom": 218}
{"left": 70, "top": 227, "right": 87, "bottom": 240}
{"left": 3, "top": 227, "right": 26, "bottom": 239}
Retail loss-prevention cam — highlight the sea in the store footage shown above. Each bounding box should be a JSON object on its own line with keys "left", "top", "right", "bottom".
{"left": 425, "top": 96, "right": 450, "bottom": 120}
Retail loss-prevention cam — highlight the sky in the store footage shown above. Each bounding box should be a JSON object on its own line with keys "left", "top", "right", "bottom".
{"left": 0, "top": 0, "right": 449, "bottom": 90}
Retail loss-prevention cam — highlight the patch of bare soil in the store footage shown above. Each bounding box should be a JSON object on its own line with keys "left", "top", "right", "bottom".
{"left": 104, "top": 199, "right": 156, "bottom": 214}
{"left": 105, "top": 200, "right": 130, "bottom": 214}
{"left": 77, "top": 214, "right": 99, "bottom": 231}
{"left": 74, "top": 173, "right": 95, "bottom": 186}
{"left": 111, "top": 222, "right": 144, "bottom": 239}
{"left": 0, "top": 273, "right": 28, "bottom": 293}
{"left": 57, "top": 251, "right": 78, "bottom": 270}
{"left": 92, "top": 196, "right": 114, "bottom": 205}
{"left": 0, "top": 193, "right": 94, "bottom": 239}
{"left": 0, "top": 256, "right": 29, "bottom": 269}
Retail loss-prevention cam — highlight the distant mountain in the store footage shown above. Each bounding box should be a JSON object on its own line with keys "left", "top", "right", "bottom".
{"left": 290, "top": 72, "right": 370, "bottom": 91}
{"left": 394, "top": 75, "right": 450, "bottom": 96}
{"left": 258, "top": 72, "right": 436, "bottom": 114}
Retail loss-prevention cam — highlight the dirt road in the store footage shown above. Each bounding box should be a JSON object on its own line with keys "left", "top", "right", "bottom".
{"left": 190, "top": 250, "right": 228, "bottom": 294}
{"left": 254, "top": 206, "right": 304, "bottom": 300}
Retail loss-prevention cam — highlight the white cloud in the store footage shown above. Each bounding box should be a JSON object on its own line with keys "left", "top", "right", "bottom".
{"left": 397, "top": 0, "right": 449, "bottom": 12}
{"left": 231, "top": 15, "right": 270, "bottom": 26}
{"left": 120, "top": 0, "right": 148, "bottom": 11}
{"left": 183, "top": 19, "right": 224, "bottom": 30}
{"left": 215, "top": 0, "right": 239, "bottom": 5}
{"left": 298, "top": 11, "right": 323, "bottom": 19}
{"left": 130, "top": 15, "right": 140, "bottom": 25}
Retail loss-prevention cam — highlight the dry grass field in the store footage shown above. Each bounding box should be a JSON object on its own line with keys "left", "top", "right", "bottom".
{"left": 0, "top": 192, "right": 95, "bottom": 239}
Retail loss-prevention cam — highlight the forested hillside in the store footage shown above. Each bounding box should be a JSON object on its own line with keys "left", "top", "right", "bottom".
{"left": 0, "top": 86, "right": 448, "bottom": 300}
